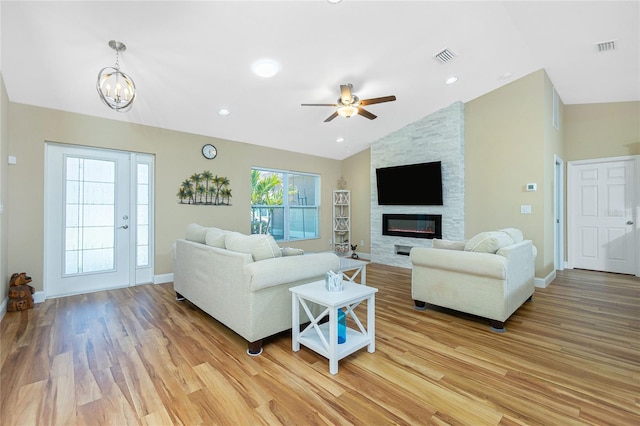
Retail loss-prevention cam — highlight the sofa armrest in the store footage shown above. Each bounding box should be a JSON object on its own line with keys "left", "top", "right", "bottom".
{"left": 245, "top": 252, "right": 340, "bottom": 292}
{"left": 410, "top": 247, "right": 507, "bottom": 280}
{"left": 496, "top": 240, "right": 536, "bottom": 291}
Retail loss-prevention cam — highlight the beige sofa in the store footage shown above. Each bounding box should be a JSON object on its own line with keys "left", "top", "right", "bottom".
{"left": 173, "top": 224, "right": 339, "bottom": 355}
{"left": 410, "top": 228, "right": 535, "bottom": 332}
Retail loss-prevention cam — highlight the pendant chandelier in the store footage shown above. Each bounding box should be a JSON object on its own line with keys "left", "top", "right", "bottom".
{"left": 96, "top": 40, "right": 136, "bottom": 112}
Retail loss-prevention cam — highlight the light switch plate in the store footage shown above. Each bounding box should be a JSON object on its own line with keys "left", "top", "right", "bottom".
{"left": 521, "top": 205, "right": 532, "bottom": 214}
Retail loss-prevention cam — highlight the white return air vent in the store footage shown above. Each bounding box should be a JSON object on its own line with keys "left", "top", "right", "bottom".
{"left": 434, "top": 48, "right": 456, "bottom": 64}
{"left": 596, "top": 40, "right": 616, "bottom": 52}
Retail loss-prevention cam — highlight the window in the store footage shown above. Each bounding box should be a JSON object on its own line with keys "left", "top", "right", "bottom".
{"left": 136, "top": 163, "right": 150, "bottom": 267}
{"left": 251, "top": 168, "right": 320, "bottom": 241}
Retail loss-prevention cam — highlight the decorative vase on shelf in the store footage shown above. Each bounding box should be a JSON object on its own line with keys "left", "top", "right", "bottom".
{"left": 338, "top": 309, "right": 346, "bottom": 344}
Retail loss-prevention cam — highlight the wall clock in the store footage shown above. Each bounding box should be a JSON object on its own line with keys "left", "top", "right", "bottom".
{"left": 202, "top": 144, "right": 217, "bottom": 159}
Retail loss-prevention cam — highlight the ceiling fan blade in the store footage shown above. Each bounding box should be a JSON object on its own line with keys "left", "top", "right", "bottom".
{"left": 357, "top": 108, "right": 377, "bottom": 120}
{"left": 324, "top": 111, "right": 339, "bottom": 122}
{"left": 339, "top": 84, "right": 353, "bottom": 104}
{"left": 301, "top": 103, "right": 338, "bottom": 107}
{"left": 359, "top": 95, "right": 397, "bottom": 106}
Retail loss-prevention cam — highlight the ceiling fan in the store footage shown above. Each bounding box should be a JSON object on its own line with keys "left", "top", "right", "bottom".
{"left": 301, "top": 84, "right": 396, "bottom": 122}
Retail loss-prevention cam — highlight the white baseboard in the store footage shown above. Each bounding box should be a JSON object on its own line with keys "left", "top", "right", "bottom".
{"left": 535, "top": 269, "right": 556, "bottom": 288}
{"left": 34, "top": 291, "right": 46, "bottom": 303}
{"left": 154, "top": 273, "right": 174, "bottom": 284}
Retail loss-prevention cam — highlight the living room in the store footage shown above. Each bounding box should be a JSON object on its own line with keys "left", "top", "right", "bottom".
{"left": 0, "top": 1, "right": 639, "bottom": 424}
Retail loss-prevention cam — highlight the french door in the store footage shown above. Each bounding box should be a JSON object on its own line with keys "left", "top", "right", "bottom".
{"left": 45, "top": 143, "right": 153, "bottom": 298}
{"left": 568, "top": 156, "right": 638, "bottom": 275}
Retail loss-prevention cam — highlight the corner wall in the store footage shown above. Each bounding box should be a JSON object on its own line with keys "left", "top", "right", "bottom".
{"left": 465, "top": 69, "right": 560, "bottom": 279}
{"left": 0, "top": 74, "right": 8, "bottom": 318}
{"left": 341, "top": 148, "right": 371, "bottom": 256}
{"left": 370, "top": 101, "right": 465, "bottom": 268}
{"left": 7, "top": 103, "right": 343, "bottom": 293}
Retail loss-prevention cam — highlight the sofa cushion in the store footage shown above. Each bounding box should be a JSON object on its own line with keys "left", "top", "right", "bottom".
{"left": 205, "top": 227, "right": 228, "bottom": 248}
{"left": 185, "top": 223, "right": 208, "bottom": 243}
{"left": 432, "top": 239, "right": 466, "bottom": 251}
{"left": 225, "top": 232, "right": 282, "bottom": 261}
{"left": 499, "top": 228, "right": 524, "bottom": 243}
{"left": 464, "top": 231, "right": 514, "bottom": 254}
{"left": 281, "top": 247, "right": 304, "bottom": 256}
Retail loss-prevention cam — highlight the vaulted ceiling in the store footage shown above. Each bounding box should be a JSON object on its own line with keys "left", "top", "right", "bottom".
{"left": 2, "top": 1, "right": 638, "bottom": 160}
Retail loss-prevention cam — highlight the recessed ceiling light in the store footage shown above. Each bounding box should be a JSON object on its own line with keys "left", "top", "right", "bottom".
{"left": 445, "top": 75, "right": 458, "bottom": 85}
{"left": 336, "top": 137, "right": 345, "bottom": 143}
{"left": 251, "top": 59, "right": 280, "bottom": 78}
{"left": 327, "top": 0, "right": 343, "bottom": 4}
{"left": 217, "top": 109, "right": 230, "bottom": 116}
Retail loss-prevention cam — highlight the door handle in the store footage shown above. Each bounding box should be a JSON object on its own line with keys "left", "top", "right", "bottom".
{"left": 119, "top": 225, "right": 129, "bottom": 229}
{"left": 627, "top": 221, "right": 634, "bottom": 225}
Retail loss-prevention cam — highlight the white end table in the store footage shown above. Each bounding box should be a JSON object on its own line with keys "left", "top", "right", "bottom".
{"left": 290, "top": 280, "right": 378, "bottom": 375}
{"left": 338, "top": 257, "right": 368, "bottom": 285}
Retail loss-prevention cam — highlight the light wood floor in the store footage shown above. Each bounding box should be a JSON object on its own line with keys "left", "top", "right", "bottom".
{"left": 1, "top": 265, "right": 638, "bottom": 425}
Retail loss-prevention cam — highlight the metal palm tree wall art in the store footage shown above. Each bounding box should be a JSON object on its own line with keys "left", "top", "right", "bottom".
{"left": 177, "top": 171, "right": 231, "bottom": 205}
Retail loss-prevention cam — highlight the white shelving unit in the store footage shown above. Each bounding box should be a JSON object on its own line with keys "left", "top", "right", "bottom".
{"left": 333, "top": 190, "right": 350, "bottom": 256}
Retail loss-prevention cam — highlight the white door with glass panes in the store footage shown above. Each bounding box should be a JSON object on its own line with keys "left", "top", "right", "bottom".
{"left": 45, "top": 144, "right": 154, "bottom": 298}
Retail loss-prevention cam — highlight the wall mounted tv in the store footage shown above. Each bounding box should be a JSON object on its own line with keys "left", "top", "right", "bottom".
{"left": 376, "top": 161, "right": 443, "bottom": 205}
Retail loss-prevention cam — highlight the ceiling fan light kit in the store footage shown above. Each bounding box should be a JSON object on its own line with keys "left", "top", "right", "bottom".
{"left": 96, "top": 40, "right": 136, "bottom": 112}
{"left": 302, "top": 83, "right": 396, "bottom": 122}
{"left": 337, "top": 105, "right": 358, "bottom": 118}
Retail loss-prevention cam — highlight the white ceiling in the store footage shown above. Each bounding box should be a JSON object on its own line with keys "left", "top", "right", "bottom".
{"left": 2, "top": 1, "right": 638, "bottom": 160}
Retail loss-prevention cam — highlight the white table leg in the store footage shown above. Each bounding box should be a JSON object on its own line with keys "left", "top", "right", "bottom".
{"left": 367, "top": 295, "right": 375, "bottom": 353}
{"left": 292, "top": 294, "right": 300, "bottom": 352}
{"left": 329, "top": 307, "right": 338, "bottom": 375}
{"left": 361, "top": 265, "right": 367, "bottom": 286}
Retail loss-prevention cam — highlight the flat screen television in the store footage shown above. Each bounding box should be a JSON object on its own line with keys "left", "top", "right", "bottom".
{"left": 376, "top": 161, "right": 443, "bottom": 205}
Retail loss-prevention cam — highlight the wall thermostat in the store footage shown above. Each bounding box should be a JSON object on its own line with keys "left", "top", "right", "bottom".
{"left": 526, "top": 183, "right": 537, "bottom": 192}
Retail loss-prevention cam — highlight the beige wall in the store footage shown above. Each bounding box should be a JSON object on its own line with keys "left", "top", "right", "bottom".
{"left": 340, "top": 148, "right": 371, "bottom": 255}
{"left": 465, "top": 70, "right": 551, "bottom": 276}
{"left": 1, "top": 75, "right": 8, "bottom": 305}
{"left": 564, "top": 101, "right": 640, "bottom": 161}
{"left": 342, "top": 75, "right": 638, "bottom": 281}
{"left": 5, "top": 76, "right": 638, "bottom": 298}
{"left": 7, "top": 103, "right": 342, "bottom": 292}
{"left": 542, "top": 72, "right": 565, "bottom": 277}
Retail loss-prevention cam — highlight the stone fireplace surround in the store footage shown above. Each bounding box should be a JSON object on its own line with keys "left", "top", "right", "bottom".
{"left": 370, "top": 102, "right": 465, "bottom": 269}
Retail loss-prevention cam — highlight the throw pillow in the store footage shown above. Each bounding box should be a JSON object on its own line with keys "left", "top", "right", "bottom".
{"left": 432, "top": 239, "right": 466, "bottom": 251}
{"left": 281, "top": 247, "right": 304, "bottom": 256}
{"left": 225, "top": 232, "right": 283, "bottom": 261}
{"left": 464, "top": 231, "right": 514, "bottom": 254}
{"left": 499, "top": 228, "right": 524, "bottom": 243}
{"left": 205, "top": 227, "right": 228, "bottom": 248}
{"left": 185, "top": 223, "right": 208, "bottom": 243}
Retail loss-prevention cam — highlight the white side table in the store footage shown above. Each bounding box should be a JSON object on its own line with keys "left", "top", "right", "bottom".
{"left": 338, "top": 257, "right": 368, "bottom": 286}
{"left": 290, "top": 280, "right": 378, "bottom": 375}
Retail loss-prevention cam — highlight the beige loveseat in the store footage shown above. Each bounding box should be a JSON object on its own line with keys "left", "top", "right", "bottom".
{"left": 410, "top": 228, "right": 535, "bottom": 332}
{"left": 173, "top": 224, "right": 339, "bottom": 355}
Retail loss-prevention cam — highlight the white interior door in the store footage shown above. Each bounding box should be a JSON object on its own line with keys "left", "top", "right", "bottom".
{"left": 45, "top": 144, "right": 132, "bottom": 297}
{"left": 568, "top": 157, "right": 638, "bottom": 275}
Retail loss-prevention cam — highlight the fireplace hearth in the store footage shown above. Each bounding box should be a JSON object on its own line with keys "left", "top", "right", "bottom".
{"left": 382, "top": 214, "right": 442, "bottom": 239}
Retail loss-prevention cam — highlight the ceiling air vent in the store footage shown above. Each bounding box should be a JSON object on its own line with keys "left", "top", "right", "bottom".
{"left": 596, "top": 40, "right": 616, "bottom": 52}
{"left": 434, "top": 48, "right": 456, "bottom": 64}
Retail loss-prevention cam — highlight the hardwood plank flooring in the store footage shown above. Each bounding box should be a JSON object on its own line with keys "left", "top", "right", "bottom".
{"left": 1, "top": 265, "right": 638, "bottom": 425}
